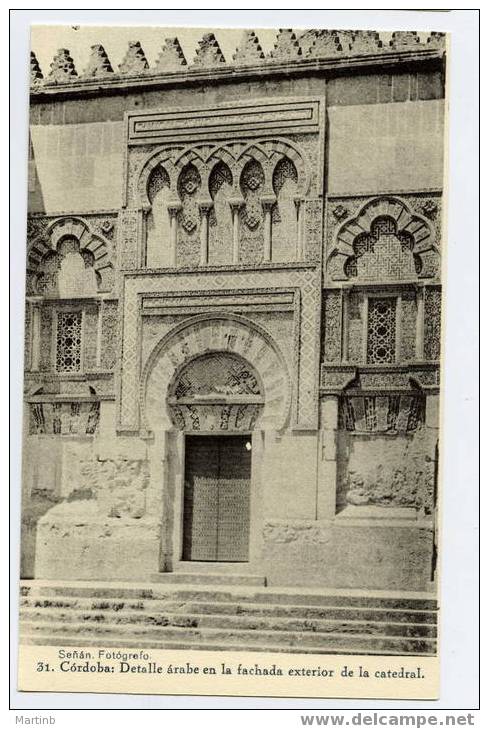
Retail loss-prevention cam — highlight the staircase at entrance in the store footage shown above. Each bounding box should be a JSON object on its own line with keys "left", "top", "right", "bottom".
{"left": 20, "top": 580, "right": 437, "bottom": 656}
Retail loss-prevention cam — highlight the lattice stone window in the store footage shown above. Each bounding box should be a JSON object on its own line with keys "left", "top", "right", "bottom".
{"left": 56, "top": 311, "right": 82, "bottom": 372}
{"left": 366, "top": 297, "right": 397, "bottom": 364}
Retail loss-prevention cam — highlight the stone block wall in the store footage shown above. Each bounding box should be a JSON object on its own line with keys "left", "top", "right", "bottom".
{"left": 22, "top": 29, "right": 445, "bottom": 588}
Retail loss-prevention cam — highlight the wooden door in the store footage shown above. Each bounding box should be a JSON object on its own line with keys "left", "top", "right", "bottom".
{"left": 183, "top": 435, "right": 251, "bottom": 562}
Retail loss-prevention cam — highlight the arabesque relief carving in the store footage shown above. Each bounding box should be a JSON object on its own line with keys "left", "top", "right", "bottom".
{"left": 75, "top": 458, "right": 150, "bottom": 519}
{"left": 30, "top": 30, "right": 445, "bottom": 89}
{"left": 132, "top": 136, "right": 316, "bottom": 268}
{"left": 326, "top": 195, "right": 441, "bottom": 282}
{"left": 26, "top": 215, "right": 116, "bottom": 296}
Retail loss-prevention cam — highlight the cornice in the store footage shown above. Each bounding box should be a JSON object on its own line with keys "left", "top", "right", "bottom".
{"left": 30, "top": 47, "right": 444, "bottom": 102}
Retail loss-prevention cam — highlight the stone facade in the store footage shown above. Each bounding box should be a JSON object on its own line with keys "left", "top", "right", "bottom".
{"left": 22, "top": 28, "right": 445, "bottom": 591}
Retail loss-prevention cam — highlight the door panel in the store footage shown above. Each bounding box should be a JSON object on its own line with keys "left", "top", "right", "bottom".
{"left": 217, "top": 437, "right": 251, "bottom": 561}
{"left": 183, "top": 435, "right": 251, "bottom": 562}
{"left": 183, "top": 437, "right": 219, "bottom": 561}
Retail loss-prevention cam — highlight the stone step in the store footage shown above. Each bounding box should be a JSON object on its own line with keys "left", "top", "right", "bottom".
{"left": 20, "top": 621, "right": 436, "bottom": 654}
{"left": 19, "top": 607, "right": 436, "bottom": 638}
{"left": 150, "top": 572, "right": 266, "bottom": 586}
{"left": 19, "top": 596, "right": 437, "bottom": 624}
{"left": 20, "top": 583, "right": 437, "bottom": 611}
{"left": 20, "top": 633, "right": 435, "bottom": 656}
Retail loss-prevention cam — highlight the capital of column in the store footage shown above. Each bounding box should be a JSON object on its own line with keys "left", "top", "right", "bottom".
{"left": 198, "top": 199, "right": 213, "bottom": 216}
{"left": 228, "top": 197, "right": 245, "bottom": 214}
{"left": 167, "top": 201, "right": 182, "bottom": 217}
{"left": 261, "top": 195, "right": 277, "bottom": 212}
{"left": 293, "top": 195, "right": 303, "bottom": 212}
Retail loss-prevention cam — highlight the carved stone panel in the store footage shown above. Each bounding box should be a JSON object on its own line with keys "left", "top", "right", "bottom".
{"left": 323, "top": 290, "right": 342, "bottom": 363}
{"left": 424, "top": 286, "right": 442, "bottom": 360}
{"left": 143, "top": 315, "right": 291, "bottom": 433}
{"left": 399, "top": 291, "right": 418, "bottom": 362}
{"left": 118, "top": 208, "right": 140, "bottom": 270}
{"left": 325, "top": 194, "right": 441, "bottom": 283}
{"left": 118, "top": 268, "right": 320, "bottom": 432}
{"left": 75, "top": 458, "right": 150, "bottom": 518}
{"left": 100, "top": 301, "right": 119, "bottom": 370}
{"left": 29, "top": 401, "right": 100, "bottom": 435}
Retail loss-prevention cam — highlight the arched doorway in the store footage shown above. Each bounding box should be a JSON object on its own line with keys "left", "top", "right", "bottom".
{"left": 141, "top": 314, "right": 291, "bottom": 572}
{"left": 168, "top": 352, "right": 264, "bottom": 562}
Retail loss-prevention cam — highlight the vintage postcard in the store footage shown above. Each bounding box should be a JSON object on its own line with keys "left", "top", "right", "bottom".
{"left": 17, "top": 23, "right": 446, "bottom": 699}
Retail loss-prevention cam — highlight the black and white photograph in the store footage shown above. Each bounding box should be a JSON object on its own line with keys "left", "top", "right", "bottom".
{"left": 9, "top": 10, "right": 478, "bottom": 710}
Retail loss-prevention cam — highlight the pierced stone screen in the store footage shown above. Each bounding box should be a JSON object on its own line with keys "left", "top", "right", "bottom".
{"left": 55, "top": 311, "right": 82, "bottom": 372}
{"left": 367, "top": 297, "right": 396, "bottom": 364}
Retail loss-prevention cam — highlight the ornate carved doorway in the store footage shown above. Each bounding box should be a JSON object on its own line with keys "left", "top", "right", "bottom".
{"left": 166, "top": 350, "right": 265, "bottom": 564}
{"left": 183, "top": 435, "right": 252, "bottom": 562}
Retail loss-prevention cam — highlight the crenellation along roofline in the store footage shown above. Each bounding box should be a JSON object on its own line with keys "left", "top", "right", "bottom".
{"left": 30, "top": 47, "right": 445, "bottom": 101}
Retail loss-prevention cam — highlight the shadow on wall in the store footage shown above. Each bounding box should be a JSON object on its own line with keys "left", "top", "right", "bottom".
{"left": 28, "top": 133, "right": 45, "bottom": 215}
{"left": 21, "top": 489, "right": 61, "bottom": 578}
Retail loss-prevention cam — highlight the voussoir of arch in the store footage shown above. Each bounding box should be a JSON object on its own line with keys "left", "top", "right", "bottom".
{"left": 27, "top": 216, "right": 112, "bottom": 276}
{"left": 235, "top": 138, "right": 309, "bottom": 196}
{"left": 140, "top": 313, "right": 292, "bottom": 434}
{"left": 326, "top": 195, "right": 439, "bottom": 281}
{"left": 135, "top": 147, "right": 180, "bottom": 210}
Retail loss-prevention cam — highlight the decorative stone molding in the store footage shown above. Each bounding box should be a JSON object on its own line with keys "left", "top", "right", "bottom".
{"left": 167, "top": 351, "right": 264, "bottom": 432}
{"left": 47, "top": 48, "right": 77, "bottom": 82}
{"left": 30, "top": 51, "right": 43, "bottom": 83}
{"left": 118, "top": 208, "right": 140, "bottom": 270}
{"left": 116, "top": 266, "right": 321, "bottom": 433}
{"left": 263, "top": 520, "right": 330, "bottom": 545}
{"left": 141, "top": 313, "right": 292, "bottom": 433}
{"left": 322, "top": 290, "right": 343, "bottom": 363}
{"left": 192, "top": 32, "right": 226, "bottom": 67}
{"left": 420, "top": 199, "right": 438, "bottom": 219}
{"left": 134, "top": 136, "right": 312, "bottom": 211}
{"left": 339, "top": 429, "right": 435, "bottom": 515}
{"left": 28, "top": 400, "right": 100, "bottom": 435}
{"left": 308, "top": 30, "right": 347, "bottom": 57}
{"left": 427, "top": 32, "right": 446, "bottom": 50}
{"left": 119, "top": 41, "right": 149, "bottom": 75}
{"left": 301, "top": 29, "right": 354, "bottom": 56}
{"left": 332, "top": 204, "right": 348, "bottom": 221}
{"left": 327, "top": 196, "right": 439, "bottom": 281}
{"left": 321, "top": 364, "right": 440, "bottom": 393}
{"left": 339, "top": 391, "right": 425, "bottom": 434}
{"left": 342, "top": 460, "right": 434, "bottom": 514}
{"left": 233, "top": 30, "right": 265, "bottom": 65}
{"left": 320, "top": 366, "right": 357, "bottom": 393}
{"left": 24, "top": 371, "right": 115, "bottom": 398}
{"left": 423, "top": 286, "right": 442, "bottom": 361}
{"left": 270, "top": 29, "right": 303, "bottom": 60}
{"left": 326, "top": 193, "right": 442, "bottom": 261}
{"left": 73, "top": 457, "right": 150, "bottom": 518}
{"left": 350, "top": 30, "right": 383, "bottom": 54}
{"left": 30, "top": 30, "right": 446, "bottom": 91}
{"left": 26, "top": 215, "right": 115, "bottom": 295}
{"left": 155, "top": 37, "right": 187, "bottom": 70}
{"left": 389, "top": 31, "right": 421, "bottom": 51}
{"left": 82, "top": 44, "right": 114, "bottom": 77}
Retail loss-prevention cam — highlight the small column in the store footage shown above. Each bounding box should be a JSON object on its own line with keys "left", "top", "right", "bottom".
{"left": 31, "top": 303, "right": 41, "bottom": 372}
{"left": 229, "top": 197, "right": 244, "bottom": 264}
{"left": 341, "top": 287, "right": 350, "bottom": 363}
{"left": 167, "top": 202, "right": 182, "bottom": 267}
{"left": 96, "top": 300, "right": 103, "bottom": 369}
{"left": 317, "top": 396, "right": 340, "bottom": 520}
{"left": 416, "top": 284, "right": 425, "bottom": 360}
{"left": 294, "top": 196, "right": 304, "bottom": 261}
{"left": 424, "top": 392, "right": 440, "bottom": 517}
{"left": 198, "top": 201, "right": 212, "bottom": 266}
{"left": 261, "top": 196, "right": 276, "bottom": 262}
